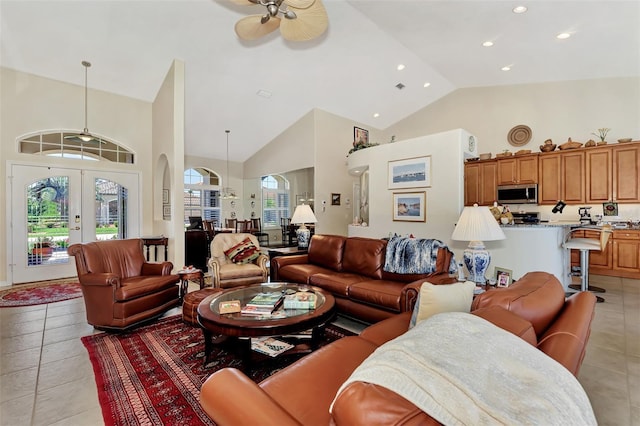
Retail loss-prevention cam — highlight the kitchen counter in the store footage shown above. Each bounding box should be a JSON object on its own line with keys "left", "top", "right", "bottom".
{"left": 488, "top": 226, "right": 571, "bottom": 290}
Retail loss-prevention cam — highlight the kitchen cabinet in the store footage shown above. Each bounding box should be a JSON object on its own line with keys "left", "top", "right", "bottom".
{"left": 613, "top": 230, "right": 640, "bottom": 277}
{"left": 538, "top": 151, "right": 585, "bottom": 205}
{"left": 464, "top": 160, "right": 497, "bottom": 206}
{"left": 571, "top": 229, "right": 640, "bottom": 279}
{"left": 497, "top": 155, "right": 538, "bottom": 185}
{"left": 586, "top": 144, "right": 640, "bottom": 203}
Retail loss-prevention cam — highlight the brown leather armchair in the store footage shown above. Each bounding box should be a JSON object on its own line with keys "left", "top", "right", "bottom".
{"left": 208, "top": 233, "right": 268, "bottom": 288}
{"left": 68, "top": 238, "right": 180, "bottom": 331}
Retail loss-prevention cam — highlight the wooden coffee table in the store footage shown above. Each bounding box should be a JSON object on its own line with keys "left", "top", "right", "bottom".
{"left": 197, "top": 283, "right": 336, "bottom": 368}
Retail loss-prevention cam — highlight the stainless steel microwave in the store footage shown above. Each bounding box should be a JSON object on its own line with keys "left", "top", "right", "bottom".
{"left": 496, "top": 184, "right": 538, "bottom": 204}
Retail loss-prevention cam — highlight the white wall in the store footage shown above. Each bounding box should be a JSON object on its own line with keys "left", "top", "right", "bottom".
{"left": 152, "top": 60, "right": 186, "bottom": 267}
{"left": 0, "top": 67, "right": 153, "bottom": 284}
{"left": 347, "top": 129, "right": 472, "bottom": 245}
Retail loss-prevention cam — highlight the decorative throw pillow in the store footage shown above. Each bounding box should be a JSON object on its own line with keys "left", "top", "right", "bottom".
{"left": 409, "top": 281, "right": 476, "bottom": 328}
{"left": 224, "top": 238, "right": 260, "bottom": 264}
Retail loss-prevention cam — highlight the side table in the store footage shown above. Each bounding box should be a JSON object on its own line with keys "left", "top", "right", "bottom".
{"left": 268, "top": 247, "right": 308, "bottom": 280}
{"left": 177, "top": 269, "right": 205, "bottom": 301}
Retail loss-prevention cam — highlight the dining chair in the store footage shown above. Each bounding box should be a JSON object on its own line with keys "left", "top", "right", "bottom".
{"left": 250, "top": 218, "right": 270, "bottom": 247}
{"left": 235, "top": 219, "right": 252, "bottom": 233}
{"left": 225, "top": 218, "right": 237, "bottom": 230}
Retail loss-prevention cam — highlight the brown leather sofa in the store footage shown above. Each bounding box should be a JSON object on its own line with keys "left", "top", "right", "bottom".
{"left": 68, "top": 238, "right": 180, "bottom": 331}
{"left": 272, "top": 235, "right": 456, "bottom": 323}
{"left": 199, "top": 272, "right": 597, "bottom": 425}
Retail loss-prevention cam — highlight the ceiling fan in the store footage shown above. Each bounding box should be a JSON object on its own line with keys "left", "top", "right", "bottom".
{"left": 231, "top": 0, "right": 328, "bottom": 42}
{"left": 64, "top": 60, "right": 102, "bottom": 144}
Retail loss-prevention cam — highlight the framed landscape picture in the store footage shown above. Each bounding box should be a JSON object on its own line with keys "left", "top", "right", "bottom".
{"left": 388, "top": 156, "right": 431, "bottom": 189}
{"left": 392, "top": 192, "right": 426, "bottom": 222}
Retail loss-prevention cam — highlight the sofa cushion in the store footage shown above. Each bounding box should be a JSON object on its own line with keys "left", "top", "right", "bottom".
{"left": 471, "top": 271, "right": 565, "bottom": 337}
{"left": 115, "top": 275, "right": 181, "bottom": 301}
{"left": 309, "top": 273, "right": 367, "bottom": 297}
{"left": 341, "top": 238, "right": 386, "bottom": 279}
{"left": 278, "top": 264, "right": 335, "bottom": 284}
{"left": 224, "top": 237, "right": 260, "bottom": 264}
{"left": 409, "top": 281, "right": 475, "bottom": 328}
{"left": 307, "top": 235, "right": 346, "bottom": 272}
{"left": 348, "top": 280, "right": 406, "bottom": 312}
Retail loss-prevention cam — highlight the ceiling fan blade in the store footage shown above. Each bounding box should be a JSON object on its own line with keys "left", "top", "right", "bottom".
{"left": 235, "top": 14, "right": 281, "bottom": 40}
{"left": 228, "top": 0, "right": 259, "bottom": 6}
{"left": 280, "top": 0, "right": 327, "bottom": 41}
{"left": 284, "top": 0, "right": 315, "bottom": 9}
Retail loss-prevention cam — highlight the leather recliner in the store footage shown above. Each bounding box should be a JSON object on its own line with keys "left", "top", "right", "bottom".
{"left": 68, "top": 238, "right": 180, "bottom": 331}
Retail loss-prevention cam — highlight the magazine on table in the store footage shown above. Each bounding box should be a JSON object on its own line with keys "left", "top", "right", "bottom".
{"left": 283, "top": 292, "right": 316, "bottom": 309}
{"left": 246, "top": 292, "right": 285, "bottom": 310}
{"left": 251, "top": 337, "right": 294, "bottom": 357}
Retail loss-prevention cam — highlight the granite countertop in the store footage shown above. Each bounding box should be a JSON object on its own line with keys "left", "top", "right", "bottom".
{"left": 500, "top": 222, "right": 579, "bottom": 228}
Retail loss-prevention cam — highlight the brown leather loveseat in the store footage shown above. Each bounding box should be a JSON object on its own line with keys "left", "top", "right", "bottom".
{"left": 200, "top": 272, "right": 597, "bottom": 425}
{"left": 272, "top": 235, "right": 456, "bottom": 323}
{"left": 68, "top": 238, "right": 180, "bottom": 330}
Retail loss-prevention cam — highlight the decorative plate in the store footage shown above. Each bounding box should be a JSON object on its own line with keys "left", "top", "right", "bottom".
{"left": 507, "top": 125, "right": 532, "bottom": 147}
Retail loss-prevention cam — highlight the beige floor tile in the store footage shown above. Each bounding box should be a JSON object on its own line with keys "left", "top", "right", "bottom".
{"left": 628, "top": 356, "right": 640, "bottom": 408}
{"left": 589, "top": 329, "right": 627, "bottom": 354}
{"left": 47, "top": 406, "right": 104, "bottom": 426}
{"left": 36, "top": 354, "right": 94, "bottom": 392}
{"left": 44, "top": 311, "right": 87, "bottom": 330}
{"left": 40, "top": 337, "right": 88, "bottom": 365}
{"left": 0, "top": 366, "right": 38, "bottom": 403}
{"left": 45, "top": 300, "right": 86, "bottom": 318}
{"left": 0, "top": 392, "right": 35, "bottom": 425}
{"left": 42, "top": 322, "right": 95, "bottom": 346}
{"left": 32, "top": 375, "right": 100, "bottom": 426}
{"left": 0, "top": 316, "right": 46, "bottom": 338}
{"left": 579, "top": 363, "right": 631, "bottom": 426}
{"left": 0, "top": 306, "right": 46, "bottom": 322}
{"left": 0, "top": 346, "right": 41, "bottom": 375}
{"left": 0, "top": 331, "right": 43, "bottom": 355}
{"left": 583, "top": 344, "right": 628, "bottom": 374}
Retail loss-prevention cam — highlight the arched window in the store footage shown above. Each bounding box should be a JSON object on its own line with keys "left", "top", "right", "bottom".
{"left": 18, "top": 131, "right": 134, "bottom": 163}
{"left": 262, "top": 175, "right": 290, "bottom": 228}
{"left": 184, "top": 168, "right": 221, "bottom": 226}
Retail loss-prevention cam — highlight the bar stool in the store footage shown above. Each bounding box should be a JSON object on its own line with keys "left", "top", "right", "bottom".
{"left": 562, "top": 224, "right": 612, "bottom": 303}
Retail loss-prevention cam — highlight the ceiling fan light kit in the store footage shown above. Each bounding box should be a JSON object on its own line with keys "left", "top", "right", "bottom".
{"left": 65, "top": 60, "right": 102, "bottom": 144}
{"left": 234, "top": 0, "right": 328, "bottom": 42}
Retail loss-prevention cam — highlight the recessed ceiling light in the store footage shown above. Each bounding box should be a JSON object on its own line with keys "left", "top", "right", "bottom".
{"left": 423, "top": 82, "right": 431, "bottom": 88}
{"left": 256, "top": 89, "right": 272, "bottom": 98}
{"left": 512, "top": 6, "right": 527, "bottom": 13}
{"left": 397, "top": 64, "right": 406, "bottom": 71}
{"left": 373, "top": 113, "right": 380, "bottom": 118}
{"left": 556, "top": 32, "right": 571, "bottom": 39}
{"left": 482, "top": 41, "right": 494, "bottom": 47}
{"left": 501, "top": 66, "right": 511, "bottom": 71}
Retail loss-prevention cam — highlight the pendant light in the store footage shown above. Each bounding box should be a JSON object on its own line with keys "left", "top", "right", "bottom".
{"left": 65, "top": 60, "right": 100, "bottom": 144}
{"left": 221, "top": 130, "right": 237, "bottom": 199}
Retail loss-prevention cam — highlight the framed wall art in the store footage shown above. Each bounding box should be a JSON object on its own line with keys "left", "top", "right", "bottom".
{"left": 354, "top": 127, "right": 369, "bottom": 145}
{"left": 392, "top": 192, "right": 426, "bottom": 222}
{"left": 331, "top": 193, "right": 341, "bottom": 206}
{"left": 388, "top": 156, "right": 431, "bottom": 189}
{"left": 162, "top": 189, "right": 169, "bottom": 204}
{"left": 162, "top": 205, "right": 171, "bottom": 219}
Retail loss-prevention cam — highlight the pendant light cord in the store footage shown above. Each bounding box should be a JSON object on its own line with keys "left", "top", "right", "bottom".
{"left": 82, "top": 60, "right": 91, "bottom": 133}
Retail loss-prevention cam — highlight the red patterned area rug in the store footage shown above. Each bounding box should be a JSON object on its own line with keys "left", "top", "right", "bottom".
{"left": 0, "top": 279, "right": 82, "bottom": 307}
{"left": 82, "top": 314, "right": 355, "bottom": 426}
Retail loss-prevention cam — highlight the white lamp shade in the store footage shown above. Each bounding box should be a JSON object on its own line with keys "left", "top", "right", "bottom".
{"left": 451, "top": 204, "right": 505, "bottom": 242}
{"left": 291, "top": 204, "right": 317, "bottom": 224}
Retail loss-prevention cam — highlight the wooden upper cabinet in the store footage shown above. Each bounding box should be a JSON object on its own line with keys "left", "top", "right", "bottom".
{"left": 497, "top": 155, "right": 538, "bottom": 185}
{"left": 465, "top": 160, "right": 497, "bottom": 206}
{"left": 538, "top": 154, "right": 561, "bottom": 204}
{"left": 561, "top": 151, "right": 585, "bottom": 204}
{"left": 586, "top": 148, "right": 612, "bottom": 203}
{"left": 538, "top": 151, "right": 584, "bottom": 204}
{"left": 613, "top": 144, "right": 640, "bottom": 202}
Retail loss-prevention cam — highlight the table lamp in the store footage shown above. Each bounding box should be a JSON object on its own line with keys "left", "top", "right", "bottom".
{"left": 451, "top": 204, "right": 506, "bottom": 284}
{"left": 291, "top": 204, "right": 317, "bottom": 249}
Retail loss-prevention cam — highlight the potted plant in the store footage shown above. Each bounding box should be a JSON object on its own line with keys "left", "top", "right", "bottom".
{"left": 31, "top": 237, "right": 54, "bottom": 257}
{"left": 591, "top": 128, "right": 610, "bottom": 145}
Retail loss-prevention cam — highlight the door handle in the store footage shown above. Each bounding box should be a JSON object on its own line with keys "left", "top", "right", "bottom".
{"left": 73, "top": 226, "right": 80, "bottom": 230}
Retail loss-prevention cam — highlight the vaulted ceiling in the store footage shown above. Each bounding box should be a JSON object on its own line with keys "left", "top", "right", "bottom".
{"left": 2, "top": 0, "right": 638, "bottom": 162}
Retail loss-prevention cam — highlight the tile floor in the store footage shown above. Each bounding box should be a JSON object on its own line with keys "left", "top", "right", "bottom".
{"left": 0, "top": 276, "right": 638, "bottom": 425}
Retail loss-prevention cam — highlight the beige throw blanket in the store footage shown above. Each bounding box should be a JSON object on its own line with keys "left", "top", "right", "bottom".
{"left": 332, "top": 312, "right": 596, "bottom": 425}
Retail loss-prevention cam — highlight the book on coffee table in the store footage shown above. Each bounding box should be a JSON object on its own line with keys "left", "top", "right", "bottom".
{"left": 246, "top": 292, "right": 284, "bottom": 311}
{"left": 251, "top": 337, "right": 294, "bottom": 357}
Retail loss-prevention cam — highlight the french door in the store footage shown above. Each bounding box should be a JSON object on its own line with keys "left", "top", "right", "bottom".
{"left": 10, "top": 164, "right": 140, "bottom": 283}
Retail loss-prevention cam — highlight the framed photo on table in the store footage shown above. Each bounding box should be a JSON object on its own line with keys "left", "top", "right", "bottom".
{"left": 392, "top": 192, "right": 426, "bottom": 222}
{"left": 495, "top": 267, "right": 513, "bottom": 287}
{"left": 388, "top": 156, "right": 431, "bottom": 189}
